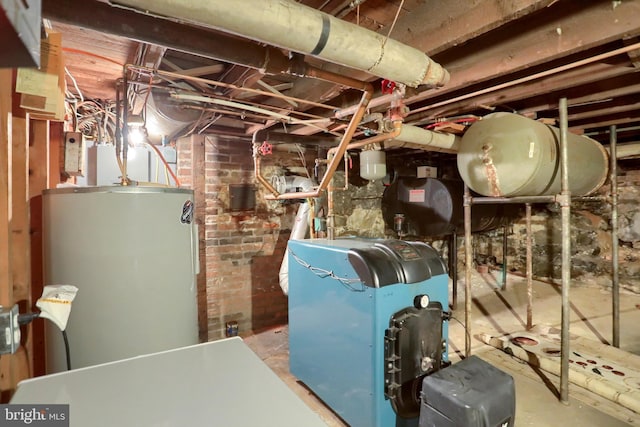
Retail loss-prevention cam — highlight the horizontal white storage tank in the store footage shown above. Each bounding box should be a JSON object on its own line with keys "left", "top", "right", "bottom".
{"left": 43, "top": 186, "right": 199, "bottom": 373}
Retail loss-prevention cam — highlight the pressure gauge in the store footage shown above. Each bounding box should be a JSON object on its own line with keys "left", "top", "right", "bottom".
{"left": 414, "top": 294, "right": 430, "bottom": 309}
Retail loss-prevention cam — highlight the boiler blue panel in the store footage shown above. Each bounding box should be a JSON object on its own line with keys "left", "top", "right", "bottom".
{"left": 287, "top": 238, "right": 449, "bottom": 427}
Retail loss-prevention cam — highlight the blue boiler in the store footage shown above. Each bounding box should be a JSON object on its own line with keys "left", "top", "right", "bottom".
{"left": 287, "top": 238, "right": 449, "bottom": 427}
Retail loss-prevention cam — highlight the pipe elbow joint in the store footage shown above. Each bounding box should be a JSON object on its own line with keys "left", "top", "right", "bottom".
{"left": 421, "top": 59, "right": 450, "bottom": 88}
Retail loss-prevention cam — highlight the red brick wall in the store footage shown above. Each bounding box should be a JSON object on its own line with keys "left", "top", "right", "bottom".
{"left": 177, "top": 134, "right": 296, "bottom": 340}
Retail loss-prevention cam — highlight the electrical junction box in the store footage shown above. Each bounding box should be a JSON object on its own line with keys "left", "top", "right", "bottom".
{"left": 64, "top": 131, "right": 85, "bottom": 176}
{"left": 417, "top": 165, "right": 438, "bottom": 178}
{"left": 0, "top": 305, "right": 21, "bottom": 355}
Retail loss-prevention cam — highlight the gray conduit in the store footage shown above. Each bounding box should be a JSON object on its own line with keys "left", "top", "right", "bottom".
{"left": 463, "top": 185, "right": 472, "bottom": 358}
{"left": 559, "top": 97, "right": 571, "bottom": 405}
{"left": 610, "top": 125, "right": 619, "bottom": 348}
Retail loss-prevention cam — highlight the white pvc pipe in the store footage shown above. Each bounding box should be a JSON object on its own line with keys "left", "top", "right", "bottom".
{"left": 607, "top": 142, "right": 640, "bottom": 159}
{"left": 113, "top": 0, "right": 449, "bottom": 87}
{"left": 172, "top": 93, "right": 332, "bottom": 133}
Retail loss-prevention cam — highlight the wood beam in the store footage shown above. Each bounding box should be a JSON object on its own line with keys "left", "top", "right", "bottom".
{"left": 29, "top": 119, "right": 49, "bottom": 378}
{"left": 11, "top": 117, "right": 29, "bottom": 304}
{"left": 190, "top": 135, "right": 207, "bottom": 342}
{"left": 174, "top": 64, "right": 226, "bottom": 78}
{"left": 49, "top": 122, "right": 63, "bottom": 187}
{"left": 257, "top": 0, "right": 561, "bottom": 116}
{"left": 567, "top": 101, "right": 640, "bottom": 123}
{"left": 0, "top": 68, "right": 14, "bottom": 402}
{"left": 514, "top": 74, "right": 640, "bottom": 117}
{"left": 42, "top": 0, "right": 291, "bottom": 73}
{"left": 570, "top": 112, "right": 640, "bottom": 132}
{"left": 410, "top": 57, "right": 638, "bottom": 121}
{"left": 10, "top": 116, "right": 32, "bottom": 385}
{"left": 392, "top": 0, "right": 558, "bottom": 56}
{"left": 624, "top": 37, "right": 640, "bottom": 68}
{"left": 413, "top": 0, "right": 640, "bottom": 103}
{"left": 29, "top": 121, "right": 49, "bottom": 198}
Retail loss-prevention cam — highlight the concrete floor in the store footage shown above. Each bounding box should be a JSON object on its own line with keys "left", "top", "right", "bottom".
{"left": 244, "top": 270, "right": 640, "bottom": 426}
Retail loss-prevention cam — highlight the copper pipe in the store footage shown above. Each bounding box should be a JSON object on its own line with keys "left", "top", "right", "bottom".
{"left": 121, "top": 65, "right": 130, "bottom": 185}
{"left": 114, "top": 79, "right": 127, "bottom": 181}
{"left": 327, "top": 121, "right": 403, "bottom": 155}
{"left": 324, "top": 120, "right": 401, "bottom": 237}
{"left": 341, "top": 153, "right": 350, "bottom": 191}
{"left": 147, "top": 143, "right": 181, "bottom": 187}
{"left": 325, "top": 151, "right": 352, "bottom": 240}
{"left": 262, "top": 89, "right": 379, "bottom": 201}
{"left": 317, "top": 85, "right": 373, "bottom": 191}
{"left": 253, "top": 152, "right": 280, "bottom": 197}
{"left": 327, "top": 168, "right": 336, "bottom": 240}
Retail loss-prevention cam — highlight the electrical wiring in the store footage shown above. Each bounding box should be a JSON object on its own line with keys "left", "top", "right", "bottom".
{"left": 384, "top": 0, "right": 405, "bottom": 45}
{"left": 424, "top": 116, "right": 480, "bottom": 130}
{"left": 146, "top": 142, "right": 181, "bottom": 187}
{"left": 65, "top": 67, "right": 84, "bottom": 103}
{"left": 75, "top": 100, "right": 117, "bottom": 144}
{"left": 450, "top": 315, "right": 472, "bottom": 348}
{"left": 62, "top": 330, "right": 72, "bottom": 371}
{"left": 289, "top": 248, "right": 365, "bottom": 292}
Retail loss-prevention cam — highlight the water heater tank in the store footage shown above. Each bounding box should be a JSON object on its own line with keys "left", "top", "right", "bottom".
{"left": 457, "top": 112, "right": 609, "bottom": 197}
{"left": 43, "top": 186, "right": 199, "bottom": 373}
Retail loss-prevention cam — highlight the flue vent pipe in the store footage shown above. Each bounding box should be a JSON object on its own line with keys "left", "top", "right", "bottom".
{"left": 276, "top": 176, "right": 315, "bottom": 295}
{"left": 111, "top": 0, "right": 449, "bottom": 87}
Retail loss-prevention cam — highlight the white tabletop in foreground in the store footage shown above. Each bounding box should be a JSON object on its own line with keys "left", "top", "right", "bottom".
{"left": 11, "top": 337, "right": 328, "bottom": 427}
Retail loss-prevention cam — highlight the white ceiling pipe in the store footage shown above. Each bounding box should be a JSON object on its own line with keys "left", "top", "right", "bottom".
{"left": 112, "top": 0, "right": 449, "bottom": 88}
{"left": 382, "top": 120, "right": 460, "bottom": 153}
{"left": 607, "top": 142, "right": 640, "bottom": 159}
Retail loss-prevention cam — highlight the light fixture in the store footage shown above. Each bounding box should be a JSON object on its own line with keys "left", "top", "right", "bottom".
{"left": 127, "top": 114, "right": 147, "bottom": 145}
{"left": 128, "top": 127, "right": 146, "bottom": 145}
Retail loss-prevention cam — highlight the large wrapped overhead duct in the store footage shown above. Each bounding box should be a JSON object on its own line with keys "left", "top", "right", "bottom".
{"left": 111, "top": 0, "right": 449, "bottom": 87}
{"left": 145, "top": 89, "right": 203, "bottom": 144}
{"left": 457, "top": 113, "right": 609, "bottom": 197}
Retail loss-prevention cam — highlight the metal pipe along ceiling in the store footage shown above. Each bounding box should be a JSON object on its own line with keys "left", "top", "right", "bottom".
{"left": 111, "top": 0, "right": 449, "bottom": 88}
{"left": 383, "top": 121, "right": 460, "bottom": 153}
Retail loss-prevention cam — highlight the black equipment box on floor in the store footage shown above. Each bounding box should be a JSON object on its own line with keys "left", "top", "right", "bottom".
{"left": 419, "top": 355, "right": 515, "bottom": 427}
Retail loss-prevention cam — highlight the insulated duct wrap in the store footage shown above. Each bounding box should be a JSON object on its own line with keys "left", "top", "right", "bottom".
{"left": 384, "top": 122, "right": 460, "bottom": 153}
{"left": 112, "top": 0, "right": 448, "bottom": 87}
{"left": 457, "top": 113, "right": 609, "bottom": 197}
